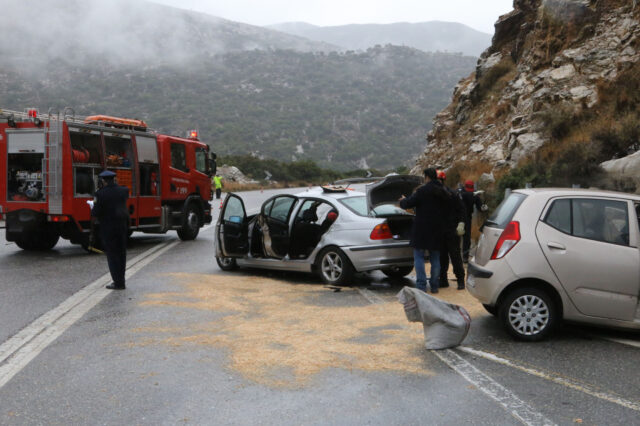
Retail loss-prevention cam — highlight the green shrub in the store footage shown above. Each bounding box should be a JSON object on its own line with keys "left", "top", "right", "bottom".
{"left": 471, "top": 58, "right": 515, "bottom": 104}
{"left": 540, "top": 106, "right": 578, "bottom": 140}
{"left": 592, "top": 114, "right": 640, "bottom": 161}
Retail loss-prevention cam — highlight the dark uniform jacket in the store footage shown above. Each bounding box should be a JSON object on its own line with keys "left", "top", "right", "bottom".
{"left": 91, "top": 182, "right": 129, "bottom": 229}
{"left": 443, "top": 185, "right": 465, "bottom": 234}
{"left": 460, "top": 189, "right": 482, "bottom": 221}
{"left": 399, "top": 180, "right": 448, "bottom": 250}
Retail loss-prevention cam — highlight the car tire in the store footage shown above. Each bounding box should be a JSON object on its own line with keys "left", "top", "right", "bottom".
{"left": 381, "top": 266, "right": 413, "bottom": 278}
{"left": 482, "top": 304, "right": 498, "bottom": 316}
{"left": 317, "top": 246, "right": 354, "bottom": 286}
{"left": 499, "top": 287, "right": 557, "bottom": 341}
{"left": 216, "top": 256, "right": 238, "bottom": 271}
{"left": 177, "top": 203, "right": 201, "bottom": 241}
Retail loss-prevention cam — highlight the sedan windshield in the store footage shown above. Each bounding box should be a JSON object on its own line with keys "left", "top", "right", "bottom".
{"left": 339, "top": 196, "right": 412, "bottom": 217}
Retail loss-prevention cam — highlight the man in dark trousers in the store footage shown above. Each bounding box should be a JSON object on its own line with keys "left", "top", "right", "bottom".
{"left": 460, "top": 179, "right": 485, "bottom": 262}
{"left": 92, "top": 170, "right": 129, "bottom": 290}
{"left": 437, "top": 170, "right": 466, "bottom": 290}
{"left": 399, "top": 168, "right": 448, "bottom": 294}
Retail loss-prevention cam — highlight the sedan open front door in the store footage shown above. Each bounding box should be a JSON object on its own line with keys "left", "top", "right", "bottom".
{"left": 216, "top": 193, "right": 249, "bottom": 257}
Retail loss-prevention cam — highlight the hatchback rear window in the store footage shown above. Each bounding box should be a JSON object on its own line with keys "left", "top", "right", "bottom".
{"left": 485, "top": 193, "right": 527, "bottom": 229}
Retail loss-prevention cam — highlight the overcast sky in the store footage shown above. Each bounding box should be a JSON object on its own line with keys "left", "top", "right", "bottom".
{"left": 152, "top": 0, "right": 514, "bottom": 34}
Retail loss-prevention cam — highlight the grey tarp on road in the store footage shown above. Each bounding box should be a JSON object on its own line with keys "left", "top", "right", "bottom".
{"left": 397, "top": 286, "right": 471, "bottom": 350}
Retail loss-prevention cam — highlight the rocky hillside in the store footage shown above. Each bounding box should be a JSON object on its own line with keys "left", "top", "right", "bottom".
{"left": 415, "top": 0, "right": 640, "bottom": 193}
{"left": 268, "top": 21, "right": 492, "bottom": 57}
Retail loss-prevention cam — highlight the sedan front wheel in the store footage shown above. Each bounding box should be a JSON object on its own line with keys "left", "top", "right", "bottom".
{"left": 317, "top": 247, "right": 354, "bottom": 286}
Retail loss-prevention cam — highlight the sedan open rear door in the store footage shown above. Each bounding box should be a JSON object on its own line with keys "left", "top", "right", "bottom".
{"left": 216, "top": 193, "right": 249, "bottom": 257}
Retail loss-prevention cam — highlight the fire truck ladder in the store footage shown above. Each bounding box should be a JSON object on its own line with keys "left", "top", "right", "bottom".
{"left": 44, "top": 108, "right": 64, "bottom": 214}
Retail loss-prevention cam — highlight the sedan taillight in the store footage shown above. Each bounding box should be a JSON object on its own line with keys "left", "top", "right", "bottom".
{"left": 370, "top": 223, "right": 393, "bottom": 240}
{"left": 491, "top": 221, "right": 520, "bottom": 259}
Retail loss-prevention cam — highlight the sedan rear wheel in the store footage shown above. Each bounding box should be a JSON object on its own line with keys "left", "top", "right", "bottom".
{"left": 317, "top": 247, "right": 354, "bottom": 286}
{"left": 499, "top": 287, "right": 557, "bottom": 341}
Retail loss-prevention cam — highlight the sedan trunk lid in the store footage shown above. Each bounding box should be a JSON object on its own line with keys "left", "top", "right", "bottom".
{"left": 366, "top": 174, "right": 422, "bottom": 213}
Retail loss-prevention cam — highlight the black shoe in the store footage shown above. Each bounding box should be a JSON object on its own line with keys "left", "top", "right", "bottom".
{"left": 457, "top": 281, "right": 465, "bottom": 290}
{"left": 106, "top": 283, "right": 126, "bottom": 290}
{"left": 431, "top": 288, "right": 439, "bottom": 294}
{"left": 439, "top": 281, "right": 450, "bottom": 288}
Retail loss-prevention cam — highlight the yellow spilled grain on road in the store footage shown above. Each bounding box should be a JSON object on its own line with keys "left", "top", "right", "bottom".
{"left": 136, "top": 273, "right": 434, "bottom": 388}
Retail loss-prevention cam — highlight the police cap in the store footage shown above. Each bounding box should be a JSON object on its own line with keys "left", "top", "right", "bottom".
{"left": 99, "top": 170, "right": 116, "bottom": 179}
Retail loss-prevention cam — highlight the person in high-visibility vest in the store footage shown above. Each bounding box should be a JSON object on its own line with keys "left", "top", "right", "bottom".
{"left": 213, "top": 174, "right": 223, "bottom": 199}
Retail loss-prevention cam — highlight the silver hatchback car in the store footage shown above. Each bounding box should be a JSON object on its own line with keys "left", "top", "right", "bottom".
{"left": 214, "top": 176, "right": 422, "bottom": 285}
{"left": 467, "top": 188, "right": 640, "bottom": 341}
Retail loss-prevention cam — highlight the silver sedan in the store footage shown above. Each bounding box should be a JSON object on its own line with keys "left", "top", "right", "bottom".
{"left": 214, "top": 176, "right": 421, "bottom": 285}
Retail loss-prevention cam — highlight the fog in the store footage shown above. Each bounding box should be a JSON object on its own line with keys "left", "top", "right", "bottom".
{"left": 0, "top": 0, "right": 327, "bottom": 70}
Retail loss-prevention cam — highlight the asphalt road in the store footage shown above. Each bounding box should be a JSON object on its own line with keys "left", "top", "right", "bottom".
{"left": 0, "top": 187, "right": 639, "bottom": 425}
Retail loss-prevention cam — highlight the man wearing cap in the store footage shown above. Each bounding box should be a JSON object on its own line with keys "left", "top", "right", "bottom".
{"left": 460, "top": 179, "right": 484, "bottom": 262}
{"left": 92, "top": 170, "right": 129, "bottom": 290}
{"left": 399, "top": 168, "right": 448, "bottom": 293}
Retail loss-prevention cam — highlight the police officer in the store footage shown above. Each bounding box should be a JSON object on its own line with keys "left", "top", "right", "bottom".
{"left": 92, "top": 170, "right": 129, "bottom": 290}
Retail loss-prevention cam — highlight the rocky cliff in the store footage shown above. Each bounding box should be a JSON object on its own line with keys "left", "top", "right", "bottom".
{"left": 414, "top": 0, "right": 640, "bottom": 192}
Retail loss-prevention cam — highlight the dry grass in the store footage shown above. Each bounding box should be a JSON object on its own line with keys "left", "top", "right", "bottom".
{"left": 131, "top": 272, "right": 485, "bottom": 388}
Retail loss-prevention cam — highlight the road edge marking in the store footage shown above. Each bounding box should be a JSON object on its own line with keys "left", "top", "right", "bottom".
{"left": 433, "top": 349, "right": 556, "bottom": 426}
{"left": 0, "top": 240, "right": 179, "bottom": 389}
{"left": 458, "top": 346, "right": 640, "bottom": 412}
{"left": 356, "top": 287, "right": 386, "bottom": 304}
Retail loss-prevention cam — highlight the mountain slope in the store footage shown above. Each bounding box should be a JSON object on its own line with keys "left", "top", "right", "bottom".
{"left": 268, "top": 21, "right": 492, "bottom": 56}
{"left": 1, "top": 46, "right": 476, "bottom": 170}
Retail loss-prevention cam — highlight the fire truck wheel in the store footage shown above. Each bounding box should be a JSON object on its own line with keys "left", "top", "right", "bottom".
{"left": 177, "top": 203, "right": 201, "bottom": 241}
{"left": 15, "top": 231, "right": 59, "bottom": 251}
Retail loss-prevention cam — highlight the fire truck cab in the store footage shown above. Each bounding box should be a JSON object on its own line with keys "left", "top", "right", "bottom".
{"left": 0, "top": 108, "right": 216, "bottom": 251}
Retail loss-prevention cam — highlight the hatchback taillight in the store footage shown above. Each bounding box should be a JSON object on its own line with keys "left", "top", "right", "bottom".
{"left": 370, "top": 223, "right": 393, "bottom": 240}
{"left": 491, "top": 221, "right": 520, "bottom": 259}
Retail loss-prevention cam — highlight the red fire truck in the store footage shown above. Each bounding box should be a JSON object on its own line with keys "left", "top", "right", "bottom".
{"left": 0, "top": 108, "right": 216, "bottom": 250}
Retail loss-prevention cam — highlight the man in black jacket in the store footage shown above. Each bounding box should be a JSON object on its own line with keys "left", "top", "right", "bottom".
{"left": 460, "top": 180, "right": 484, "bottom": 262}
{"left": 92, "top": 170, "right": 129, "bottom": 290}
{"left": 399, "top": 168, "right": 448, "bottom": 293}
{"left": 437, "top": 170, "right": 466, "bottom": 290}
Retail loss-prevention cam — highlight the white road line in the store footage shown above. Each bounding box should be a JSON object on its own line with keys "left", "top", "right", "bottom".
{"left": 458, "top": 346, "right": 640, "bottom": 412}
{"left": 356, "top": 287, "right": 386, "bottom": 304}
{"left": 433, "top": 349, "right": 556, "bottom": 426}
{"left": 356, "top": 288, "right": 554, "bottom": 425}
{"left": 0, "top": 240, "right": 180, "bottom": 389}
{"left": 590, "top": 335, "right": 640, "bottom": 349}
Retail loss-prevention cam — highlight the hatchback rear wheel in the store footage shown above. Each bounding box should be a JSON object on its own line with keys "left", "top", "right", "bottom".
{"left": 317, "top": 247, "right": 354, "bottom": 286}
{"left": 499, "top": 287, "right": 557, "bottom": 341}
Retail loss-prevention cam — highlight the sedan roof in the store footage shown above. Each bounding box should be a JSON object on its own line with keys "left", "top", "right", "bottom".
{"left": 295, "top": 186, "right": 365, "bottom": 200}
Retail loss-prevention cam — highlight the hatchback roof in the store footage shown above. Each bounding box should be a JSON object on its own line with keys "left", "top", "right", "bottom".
{"left": 514, "top": 187, "right": 640, "bottom": 200}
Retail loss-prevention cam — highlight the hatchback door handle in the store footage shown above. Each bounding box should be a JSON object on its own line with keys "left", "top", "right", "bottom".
{"left": 547, "top": 242, "right": 566, "bottom": 250}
